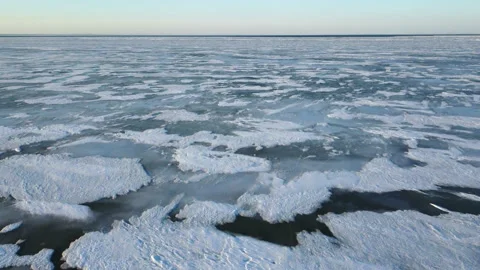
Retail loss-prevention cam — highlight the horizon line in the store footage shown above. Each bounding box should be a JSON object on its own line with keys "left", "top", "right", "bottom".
{"left": 0, "top": 34, "right": 479, "bottom": 38}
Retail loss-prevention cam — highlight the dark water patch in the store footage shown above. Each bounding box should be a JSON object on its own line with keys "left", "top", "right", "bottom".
{"left": 110, "top": 119, "right": 166, "bottom": 132}
{"left": 318, "top": 188, "right": 480, "bottom": 216}
{"left": 217, "top": 215, "right": 334, "bottom": 247}
{"left": 217, "top": 187, "right": 480, "bottom": 247}
{"left": 0, "top": 130, "right": 104, "bottom": 161}
{"left": 437, "top": 186, "right": 480, "bottom": 197}
{"left": 0, "top": 217, "right": 86, "bottom": 270}
{"left": 235, "top": 141, "right": 330, "bottom": 161}
{"left": 0, "top": 140, "right": 58, "bottom": 160}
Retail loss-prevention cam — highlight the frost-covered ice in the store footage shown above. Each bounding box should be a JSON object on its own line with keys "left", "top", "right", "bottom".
{"left": 0, "top": 154, "right": 150, "bottom": 204}
{"left": 15, "top": 201, "right": 93, "bottom": 221}
{"left": 174, "top": 145, "right": 271, "bottom": 174}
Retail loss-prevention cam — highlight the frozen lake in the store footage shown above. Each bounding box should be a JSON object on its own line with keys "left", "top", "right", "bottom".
{"left": 1, "top": 36, "right": 479, "bottom": 269}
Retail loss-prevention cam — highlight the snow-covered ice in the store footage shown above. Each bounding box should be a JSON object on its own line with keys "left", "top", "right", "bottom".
{"left": 0, "top": 154, "right": 150, "bottom": 204}
{"left": 174, "top": 145, "right": 271, "bottom": 174}
{"left": 0, "top": 221, "right": 22, "bottom": 234}
{"left": 15, "top": 201, "right": 94, "bottom": 221}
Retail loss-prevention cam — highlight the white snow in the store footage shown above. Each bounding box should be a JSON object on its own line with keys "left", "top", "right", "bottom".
{"left": 0, "top": 154, "right": 150, "bottom": 204}
{"left": 15, "top": 201, "right": 93, "bottom": 221}
{"left": 174, "top": 145, "right": 271, "bottom": 174}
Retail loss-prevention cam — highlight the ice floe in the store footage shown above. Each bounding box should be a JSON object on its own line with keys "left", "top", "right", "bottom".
{"left": 238, "top": 171, "right": 359, "bottom": 222}
{"left": 15, "top": 201, "right": 93, "bottom": 221}
{"left": 356, "top": 148, "right": 480, "bottom": 192}
{"left": 151, "top": 109, "right": 209, "bottom": 122}
{"left": 174, "top": 145, "right": 271, "bottom": 174}
{"left": 176, "top": 201, "right": 238, "bottom": 225}
{"left": 63, "top": 198, "right": 287, "bottom": 270}
{"left": 317, "top": 211, "right": 480, "bottom": 269}
{"left": 115, "top": 122, "right": 318, "bottom": 152}
{"left": 0, "top": 124, "right": 95, "bottom": 152}
{"left": 0, "top": 245, "right": 53, "bottom": 270}
{"left": 0, "top": 221, "right": 22, "bottom": 234}
{"left": 0, "top": 154, "right": 150, "bottom": 204}
{"left": 63, "top": 198, "right": 480, "bottom": 270}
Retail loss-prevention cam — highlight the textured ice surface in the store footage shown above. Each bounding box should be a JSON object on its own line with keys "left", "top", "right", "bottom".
{"left": 1, "top": 36, "right": 480, "bottom": 269}
{"left": 176, "top": 201, "right": 238, "bottom": 225}
{"left": 115, "top": 125, "right": 318, "bottom": 152}
{"left": 63, "top": 199, "right": 480, "bottom": 270}
{"left": 238, "top": 172, "right": 359, "bottom": 222}
{"left": 0, "top": 125, "right": 94, "bottom": 152}
{"left": 0, "top": 154, "right": 150, "bottom": 204}
{"left": 356, "top": 148, "right": 480, "bottom": 192}
{"left": 15, "top": 201, "right": 93, "bottom": 220}
{"left": 0, "top": 245, "right": 53, "bottom": 270}
{"left": 0, "top": 221, "right": 22, "bottom": 234}
{"left": 152, "top": 109, "right": 209, "bottom": 122}
{"left": 62, "top": 198, "right": 298, "bottom": 269}
{"left": 174, "top": 145, "right": 271, "bottom": 174}
{"left": 318, "top": 211, "right": 480, "bottom": 269}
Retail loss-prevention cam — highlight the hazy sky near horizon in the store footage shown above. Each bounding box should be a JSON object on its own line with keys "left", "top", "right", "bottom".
{"left": 1, "top": 0, "right": 479, "bottom": 35}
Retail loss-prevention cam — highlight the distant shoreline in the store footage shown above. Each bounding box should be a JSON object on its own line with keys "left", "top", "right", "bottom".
{"left": 0, "top": 34, "right": 478, "bottom": 38}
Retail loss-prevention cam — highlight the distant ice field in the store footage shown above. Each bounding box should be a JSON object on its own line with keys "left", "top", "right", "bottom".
{"left": 0, "top": 36, "right": 479, "bottom": 269}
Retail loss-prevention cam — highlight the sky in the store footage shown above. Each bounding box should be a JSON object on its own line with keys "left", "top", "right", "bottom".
{"left": 1, "top": 0, "right": 479, "bottom": 35}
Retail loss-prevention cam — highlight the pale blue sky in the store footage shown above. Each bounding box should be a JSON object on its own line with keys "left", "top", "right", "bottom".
{"left": 1, "top": 0, "right": 479, "bottom": 34}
